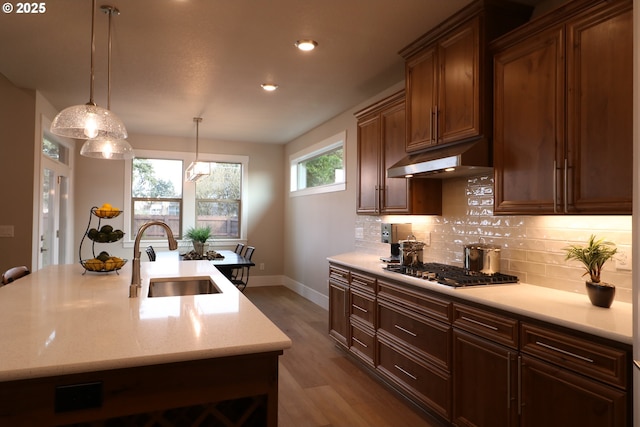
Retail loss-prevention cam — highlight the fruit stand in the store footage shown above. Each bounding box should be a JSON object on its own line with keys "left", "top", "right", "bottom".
{"left": 79, "top": 203, "right": 127, "bottom": 273}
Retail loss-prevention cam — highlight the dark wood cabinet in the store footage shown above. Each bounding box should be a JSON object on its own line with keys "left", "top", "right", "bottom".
{"left": 519, "top": 321, "right": 629, "bottom": 427}
{"left": 329, "top": 262, "right": 632, "bottom": 426}
{"left": 401, "top": 0, "right": 532, "bottom": 153}
{"left": 355, "top": 91, "right": 442, "bottom": 215}
{"left": 493, "top": 0, "right": 632, "bottom": 214}
{"left": 452, "top": 304, "right": 519, "bottom": 427}
{"left": 328, "top": 265, "right": 349, "bottom": 348}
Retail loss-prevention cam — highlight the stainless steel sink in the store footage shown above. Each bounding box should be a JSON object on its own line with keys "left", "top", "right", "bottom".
{"left": 148, "top": 276, "right": 221, "bottom": 297}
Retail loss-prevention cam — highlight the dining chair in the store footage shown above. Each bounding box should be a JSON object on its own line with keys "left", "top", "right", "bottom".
{"left": 234, "top": 243, "right": 245, "bottom": 255}
{"left": 231, "top": 246, "right": 255, "bottom": 292}
{"left": 1, "top": 266, "right": 30, "bottom": 286}
{"left": 146, "top": 246, "right": 156, "bottom": 261}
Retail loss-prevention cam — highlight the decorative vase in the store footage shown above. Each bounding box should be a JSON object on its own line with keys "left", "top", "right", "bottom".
{"left": 193, "top": 241, "right": 207, "bottom": 257}
{"left": 585, "top": 281, "right": 615, "bottom": 308}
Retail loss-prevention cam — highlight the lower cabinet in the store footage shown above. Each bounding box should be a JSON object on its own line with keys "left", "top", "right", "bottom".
{"left": 327, "top": 264, "right": 632, "bottom": 426}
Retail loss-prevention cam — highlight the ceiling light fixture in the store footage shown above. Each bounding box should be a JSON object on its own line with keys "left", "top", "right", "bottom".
{"left": 80, "top": 4, "right": 134, "bottom": 160}
{"left": 50, "top": 0, "right": 127, "bottom": 141}
{"left": 294, "top": 39, "right": 318, "bottom": 51}
{"left": 261, "top": 83, "right": 279, "bottom": 92}
{"left": 185, "top": 117, "right": 210, "bottom": 182}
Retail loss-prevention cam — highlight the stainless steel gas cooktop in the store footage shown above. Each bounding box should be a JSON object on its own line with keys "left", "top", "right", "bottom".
{"left": 384, "top": 262, "right": 518, "bottom": 288}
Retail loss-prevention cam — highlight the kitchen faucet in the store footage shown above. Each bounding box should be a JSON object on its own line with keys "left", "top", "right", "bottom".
{"left": 130, "top": 221, "right": 178, "bottom": 297}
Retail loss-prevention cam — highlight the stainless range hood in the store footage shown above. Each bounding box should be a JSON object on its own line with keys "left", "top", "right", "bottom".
{"left": 387, "top": 139, "right": 493, "bottom": 179}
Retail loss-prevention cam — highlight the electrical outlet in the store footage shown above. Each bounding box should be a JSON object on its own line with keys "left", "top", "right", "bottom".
{"left": 616, "top": 246, "right": 632, "bottom": 271}
{"left": 424, "top": 231, "right": 431, "bottom": 247}
{"left": 259, "top": 263, "right": 265, "bottom": 271}
{"left": 355, "top": 227, "right": 364, "bottom": 239}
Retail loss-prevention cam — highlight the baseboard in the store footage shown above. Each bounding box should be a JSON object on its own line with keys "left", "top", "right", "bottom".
{"left": 247, "top": 275, "right": 329, "bottom": 310}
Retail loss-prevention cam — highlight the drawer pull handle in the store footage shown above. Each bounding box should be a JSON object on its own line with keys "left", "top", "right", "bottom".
{"left": 461, "top": 316, "right": 498, "bottom": 331}
{"left": 353, "top": 304, "right": 368, "bottom": 313}
{"left": 394, "top": 324, "right": 417, "bottom": 337}
{"left": 535, "top": 341, "right": 594, "bottom": 363}
{"left": 352, "top": 337, "right": 368, "bottom": 348}
{"left": 394, "top": 364, "right": 417, "bottom": 380}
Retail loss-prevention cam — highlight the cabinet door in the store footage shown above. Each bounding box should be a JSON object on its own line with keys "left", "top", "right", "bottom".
{"left": 520, "top": 355, "right": 627, "bottom": 427}
{"left": 380, "top": 101, "right": 410, "bottom": 213}
{"left": 329, "top": 279, "right": 349, "bottom": 348}
{"left": 493, "top": 26, "right": 565, "bottom": 214}
{"left": 452, "top": 330, "right": 518, "bottom": 427}
{"left": 406, "top": 46, "right": 437, "bottom": 152}
{"left": 565, "top": 2, "right": 632, "bottom": 213}
{"left": 356, "top": 114, "right": 380, "bottom": 213}
{"left": 438, "top": 18, "right": 480, "bottom": 145}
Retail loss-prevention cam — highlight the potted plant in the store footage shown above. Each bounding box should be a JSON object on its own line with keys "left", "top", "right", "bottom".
{"left": 564, "top": 234, "right": 618, "bottom": 308}
{"left": 186, "top": 225, "right": 212, "bottom": 257}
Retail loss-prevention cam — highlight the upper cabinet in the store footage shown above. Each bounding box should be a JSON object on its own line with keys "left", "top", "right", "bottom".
{"left": 355, "top": 91, "right": 442, "bottom": 215}
{"left": 493, "top": 0, "right": 632, "bottom": 215}
{"left": 400, "top": 0, "right": 533, "bottom": 153}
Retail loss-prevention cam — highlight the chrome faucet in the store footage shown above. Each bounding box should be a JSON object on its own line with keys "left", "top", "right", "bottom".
{"left": 130, "top": 221, "right": 178, "bottom": 298}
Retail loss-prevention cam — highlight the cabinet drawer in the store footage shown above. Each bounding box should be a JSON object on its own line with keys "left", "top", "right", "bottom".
{"left": 453, "top": 303, "right": 518, "bottom": 349}
{"left": 329, "top": 265, "right": 350, "bottom": 284}
{"left": 378, "top": 300, "right": 451, "bottom": 371}
{"left": 377, "top": 336, "right": 451, "bottom": 420}
{"left": 350, "top": 321, "right": 375, "bottom": 367}
{"left": 351, "top": 271, "right": 376, "bottom": 293}
{"left": 521, "top": 323, "right": 628, "bottom": 389}
{"left": 350, "top": 288, "right": 375, "bottom": 327}
{"left": 378, "top": 279, "right": 452, "bottom": 323}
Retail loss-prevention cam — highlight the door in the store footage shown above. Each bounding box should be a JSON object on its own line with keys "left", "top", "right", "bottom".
{"left": 39, "top": 128, "right": 73, "bottom": 269}
{"left": 406, "top": 46, "right": 437, "bottom": 152}
{"left": 565, "top": 3, "right": 633, "bottom": 213}
{"left": 380, "top": 100, "right": 410, "bottom": 213}
{"left": 493, "top": 26, "right": 565, "bottom": 214}
{"left": 356, "top": 114, "right": 380, "bottom": 213}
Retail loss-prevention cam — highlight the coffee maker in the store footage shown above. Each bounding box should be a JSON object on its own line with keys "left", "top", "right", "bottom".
{"left": 380, "top": 223, "right": 412, "bottom": 263}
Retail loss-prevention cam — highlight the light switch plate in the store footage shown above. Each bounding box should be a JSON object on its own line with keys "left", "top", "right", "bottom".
{"left": 0, "top": 225, "right": 14, "bottom": 237}
{"left": 616, "top": 245, "right": 632, "bottom": 271}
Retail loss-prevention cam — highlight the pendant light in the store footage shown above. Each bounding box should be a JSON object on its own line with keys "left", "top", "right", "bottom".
{"left": 80, "top": 4, "right": 134, "bottom": 160}
{"left": 185, "top": 117, "right": 210, "bottom": 182}
{"left": 50, "top": 0, "right": 127, "bottom": 141}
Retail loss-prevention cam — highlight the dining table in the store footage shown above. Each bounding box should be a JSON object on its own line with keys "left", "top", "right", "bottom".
{"left": 176, "top": 249, "right": 254, "bottom": 278}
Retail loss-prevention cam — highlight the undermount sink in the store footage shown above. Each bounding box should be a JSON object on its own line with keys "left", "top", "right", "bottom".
{"left": 148, "top": 276, "right": 221, "bottom": 297}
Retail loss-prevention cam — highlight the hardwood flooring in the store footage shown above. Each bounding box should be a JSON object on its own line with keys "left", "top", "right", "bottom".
{"left": 243, "top": 286, "right": 439, "bottom": 427}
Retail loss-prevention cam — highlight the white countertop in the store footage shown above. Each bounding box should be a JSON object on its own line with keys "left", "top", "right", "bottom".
{"left": 328, "top": 252, "right": 633, "bottom": 345}
{"left": 0, "top": 259, "right": 292, "bottom": 382}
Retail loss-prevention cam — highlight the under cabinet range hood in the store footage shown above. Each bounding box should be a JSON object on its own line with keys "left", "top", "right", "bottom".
{"left": 387, "top": 139, "right": 493, "bottom": 179}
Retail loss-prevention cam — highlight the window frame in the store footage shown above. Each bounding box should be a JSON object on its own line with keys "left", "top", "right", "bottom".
{"left": 124, "top": 149, "right": 249, "bottom": 248}
{"left": 289, "top": 130, "right": 346, "bottom": 197}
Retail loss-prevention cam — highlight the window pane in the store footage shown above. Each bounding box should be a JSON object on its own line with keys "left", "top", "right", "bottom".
{"left": 133, "top": 158, "right": 183, "bottom": 198}
{"left": 298, "top": 147, "right": 343, "bottom": 189}
{"left": 196, "top": 162, "right": 242, "bottom": 239}
{"left": 43, "top": 135, "right": 69, "bottom": 164}
{"left": 132, "top": 200, "right": 181, "bottom": 239}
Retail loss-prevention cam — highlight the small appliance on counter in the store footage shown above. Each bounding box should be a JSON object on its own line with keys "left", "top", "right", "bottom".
{"left": 380, "top": 223, "right": 413, "bottom": 263}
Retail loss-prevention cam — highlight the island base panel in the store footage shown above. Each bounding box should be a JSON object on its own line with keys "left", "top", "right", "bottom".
{"left": 0, "top": 351, "right": 282, "bottom": 427}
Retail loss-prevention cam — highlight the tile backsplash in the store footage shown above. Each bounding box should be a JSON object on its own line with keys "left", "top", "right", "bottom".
{"left": 355, "top": 174, "right": 633, "bottom": 303}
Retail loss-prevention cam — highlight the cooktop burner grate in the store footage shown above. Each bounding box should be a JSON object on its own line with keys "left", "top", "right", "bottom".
{"left": 384, "top": 262, "right": 518, "bottom": 287}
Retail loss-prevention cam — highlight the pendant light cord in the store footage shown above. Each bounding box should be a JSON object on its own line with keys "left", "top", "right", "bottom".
{"left": 88, "top": 0, "right": 96, "bottom": 106}
{"left": 194, "top": 117, "right": 202, "bottom": 161}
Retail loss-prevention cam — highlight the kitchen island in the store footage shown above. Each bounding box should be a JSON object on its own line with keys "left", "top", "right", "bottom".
{"left": 0, "top": 259, "right": 292, "bottom": 426}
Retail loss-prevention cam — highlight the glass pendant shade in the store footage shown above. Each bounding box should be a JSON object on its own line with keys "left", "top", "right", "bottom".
{"left": 185, "top": 161, "right": 211, "bottom": 182}
{"left": 51, "top": 103, "right": 128, "bottom": 140}
{"left": 80, "top": 137, "right": 134, "bottom": 160}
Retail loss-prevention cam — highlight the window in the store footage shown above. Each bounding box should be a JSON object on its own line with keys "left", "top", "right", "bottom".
{"left": 195, "top": 162, "right": 242, "bottom": 239}
{"left": 131, "top": 158, "right": 183, "bottom": 239}
{"left": 125, "top": 150, "right": 248, "bottom": 246}
{"left": 290, "top": 131, "right": 346, "bottom": 196}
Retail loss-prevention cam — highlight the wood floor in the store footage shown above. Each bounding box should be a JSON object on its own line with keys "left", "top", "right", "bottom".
{"left": 244, "top": 286, "right": 439, "bottom": 427}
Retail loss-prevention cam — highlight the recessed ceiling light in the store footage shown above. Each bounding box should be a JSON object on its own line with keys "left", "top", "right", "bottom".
{"left": 261, "top": 83, "right": 279, "bottom": 92}
{"left": 295, "top": 39, "right": 318, "bottom": 51}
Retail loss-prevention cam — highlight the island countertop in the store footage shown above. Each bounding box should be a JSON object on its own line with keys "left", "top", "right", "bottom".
{"left": 328, "top": 252, "right": 633, "bottom": 345}
{"left": 0, "top": 259, "right": 292, "bottom": 382}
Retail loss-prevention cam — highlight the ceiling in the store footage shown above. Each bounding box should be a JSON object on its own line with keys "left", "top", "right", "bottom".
{"left": 0, "top": 0, "right": 538, "bottom": 144}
